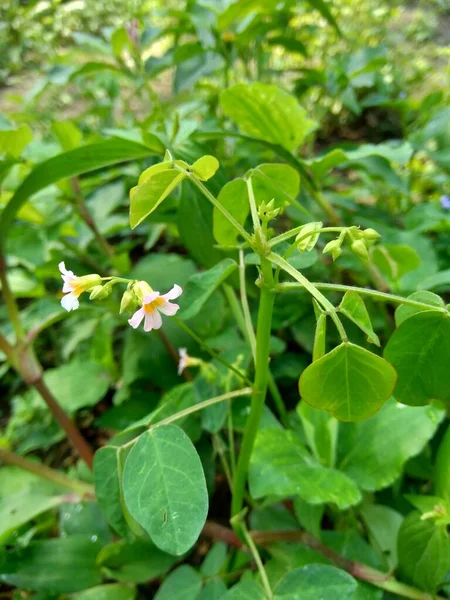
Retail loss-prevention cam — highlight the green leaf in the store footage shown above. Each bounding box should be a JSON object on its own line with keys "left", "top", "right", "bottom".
{"left": 213, "top": 178, "right": 248, "bottom": 246}
{"left": 51, "top": 120, "right": 82, "bottom": 151}
{"left": 222, "top": 580, "right": 265, "bottom": 600}
{"left": 395, "top": 291, "right": 444, "bottom": 326}
{"left": 154, "top": 565, "right": 202, "bottom": 600}
{"left": 251, "top": 163, "right": 301, "bottom": 209}
{"left": 398, "top": 512, "right": 450, "bottom": 591}
{"left": 0, "top": 125, "right": 33, "bottom": 157}
{"left": 312, "top": 313, "right": 327, "bottom": 362}
{"left": 0, "top": 139, "right": 160, "bottom": 246}
{"left": 201, "top": 542, "right": 228, "bottom": 577}
{"left": 197, "top": 579, "right": 227, "bottom": 600}
{"left": 192, "top": 156, "right": 220, "bottom": 181}
{"left": 249, "top": 429, "right": 361, "bottom": 510}
{"left": 71, "top": 584, "right": 137, "bottom": 600}
{"left": 299, "top": 343, "right": 397, "bottom": 421}
{"left": 339, "top": 292, "right": 380, "bottom": 346}
{"left": 296, "top": 222, "right": 322, "bottom": 252}
{"left": 0, "top": 536, "right": 102, "bottom": 593}
{"left": 359, "top": 505, "right": 403, "bottom": 569}
{"left": 274, "top": 565, "right": 357, "bottom": 599}
{"left": 93, "top": 446, "right": 128, "bottom": 537}
{"left": 129, "top": 169, "right": 185, "bottom": 229}
{"left": 178, "top": 258, "right": 237, "bottom": 320}
{"left": 338, "top": 399, "right": 445, "bottom": 491}
{"left": 97, "top": 540, "right": 176, "bottom": 584}
{"left": 435, "top": 425, "right": 450, "bottom": 504}
{"left": 384, "top": 310, "right": 450, "bottom": 406}
{"left": 371, "top": 244, "right": 420, "bottom": 283}
{"left": 293, "top": 497, "right": 324, "bottom": 539}
{"left": 297, "top": 402, "right": 338, "bottom": 468}
{"left": 304, "top": 0, "right": 342, "bottom": 34}
{"left": 123, "top": 424, "right": 208, "bottom": 555}
{"left": 220, "top": 83, "right": 315, "bottom": 151}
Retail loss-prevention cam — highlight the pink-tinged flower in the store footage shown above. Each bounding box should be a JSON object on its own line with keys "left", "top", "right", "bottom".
{"left": 178, "top": 348, "right": 188, "bottom": 375}
{"left": 128, "top": 284, "right": 182, "bottom": 332}
{"left": 59, "top": 262, "right": 102, "bottom": 312}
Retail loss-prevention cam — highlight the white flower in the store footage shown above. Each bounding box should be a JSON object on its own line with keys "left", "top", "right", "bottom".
{"left": 59, "top": 261, "right": 101, "bottom": 312}
{"left": 178, "top": 348, "right": 188, "bottom": 375}
{"left": 128, "top": 284, "right": 182, "bottom": 332}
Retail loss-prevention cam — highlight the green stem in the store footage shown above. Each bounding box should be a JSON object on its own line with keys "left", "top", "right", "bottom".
{"left": 0, "top": 449, "right": 94, "bottom": 496}
{"left": 268, "top": 253, "right": 347, "bottom": 342}
{"left": 246, "top": 176, "right": 262, "bottom": 242}
{"left": 269, "top": 226, "right": 344, "bottom": 248}
{"left": 173, "top": 317, "right": 252, "bottom": 386}
{"left": 232, "top": 257, "right": 275, "bottom": 521}
{"left": 183, "top": 172, "right": 253, "bottom": 245}
{"left": 242, "top": 524, "right": 273, "bottom": 599}
{"left": 0, "top": 253, "right": 25, "bottom": 340}
{"left": 277, "top": 282, "right": 449, "bottom": 312}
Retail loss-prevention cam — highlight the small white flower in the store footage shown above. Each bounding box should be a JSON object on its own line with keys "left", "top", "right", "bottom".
{"left": 128, "top": 284, "right": 182, "bottom": 332}
{"left": 178, "top": 348, "right": 188, "bottom": 375}
{"left": 59, "top": 261, "right": 101, "bottom": 312}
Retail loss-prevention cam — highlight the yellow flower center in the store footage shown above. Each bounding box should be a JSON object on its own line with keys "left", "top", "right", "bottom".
{"left": 144, "top": 297, "right": 164, "bottom": 314}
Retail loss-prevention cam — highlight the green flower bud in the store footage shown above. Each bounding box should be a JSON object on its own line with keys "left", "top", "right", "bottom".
{"left": 120, "top": 289, "right": 136, "bottom": 313}
{"left": 363, "top": 228, "right": 381, "bottom": 245}
{"left": 323, "top": 239, "right": 342, "bottom": 261}
{"left": 89, "top": 284, "right": 112, "bottom": 300}
{"left": 133, "top": 280, "right": 153, "bottom": 302}
{"left": 351, "top": 239, "right": 369, "bottom": 260}
{"left": 78, "top": 273, "right": 102, "bottom": 291}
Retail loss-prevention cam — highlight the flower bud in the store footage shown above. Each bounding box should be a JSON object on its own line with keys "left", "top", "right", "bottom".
{"left": 78, "top": 273, "right": 102, "bottom": 291}
{"left": 133, "top": 281, "right": 153, "bottom": 302}
{"left": 351, "top": 239, "right": 369, "bottom": 260}
{"left": 363, "top": 228, "right": 381, "bottom": 245}
{"left": 120, "top": 289, "right": 136, "bottom": 314}
{"left": 323, "top": 239, "right": 342, "bottom": 261}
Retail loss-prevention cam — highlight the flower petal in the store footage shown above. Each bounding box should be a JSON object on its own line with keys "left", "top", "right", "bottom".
{"left": 62, "top": 281, "right": 75, "bottom": 293}
{"left": 157, "top": 300, "right": 179, "bottom": 316}
{"left": 128, "top": 307, "right": 145, "bottom": 329}
{"left": 61, "top": 292, "right": 80, "bottom": 312}
{"left": 59, "top": 261, "right": 75, "bottom": 279}
{"left": 163, "top": 284, "right": 182, "bottom": 301}
{"left": 152, "top": 309, "right": 163, "bottom": 330}
{"left": 143, "top": 291, "right": 160, "bottom": 305}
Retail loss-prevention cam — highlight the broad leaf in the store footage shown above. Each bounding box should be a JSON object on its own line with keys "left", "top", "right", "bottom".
{"left": 274, "top": 565, "right": 357, "bottom": 599}
{"left": 222, "top": 579, "right": 265, "bottom": 599}
{"left": 213, "top": 178, "right": 248, "bottom": 246}
{"left": 192, "top": 155, "right": 220, "bottom": 181}
{"left": 384, "top": 310, "right": 450, "bottom": 406}
{"left": 0, "top": 536, "right": 102, "bottom": 593}
{"left": 339, "top": 292, "right": 380, "bottom": 346}
{"left": 398, "top": 512, "right": 450, "bottom": 591}
{"left": 178, "top": 258, "right": 237, "bottom": 320}
{"left": 371, "top": 244, "right": 420, "bottom": 282}
{"left": 93, "top": 446, "right": 128, "bottom": 537}
{"left": 249, "top": 429, "right": 361, "bottom": 509}
{"left": 129, "top": 169, "right": 185, "bottom": 228}
{"left": 123, "top": 424, "right": 208, "bottom": 555}
{"left": 338, "top": 399, "right": 445, "bottom": 491}
{"left": 360, "top": 504, "right": 403, "bottom": 569}
{"left": 0, "top": 125, "right": 33, "bottom": 157}
{"left": 395, "top": 291, "right": 444, "bottom": 326}
{"left": 299, "top": 342, "right": 397, "bottom": 421}
{"left": 154, "top": 565, "right": 202, "bottom": 600}
{"left": 251, "top": 163, "right": 301, "bottom": 209}
{"left": 220, "top": 83, "right": 315, "bottom": 151}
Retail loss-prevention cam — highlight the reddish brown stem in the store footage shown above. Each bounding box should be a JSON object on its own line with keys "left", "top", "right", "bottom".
{"left": 33, "top": 378, "right": 94, "bottom": 469}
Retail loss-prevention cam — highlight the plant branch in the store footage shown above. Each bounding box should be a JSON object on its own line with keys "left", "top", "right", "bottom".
{"left": 269, "top": 226, "right": 344, "bottom": 248}
{"left": 0, "top": 449, "right": 94, "bottom": 496}
{"left": 242, "top": 524, "right": 273, "bottom": 599}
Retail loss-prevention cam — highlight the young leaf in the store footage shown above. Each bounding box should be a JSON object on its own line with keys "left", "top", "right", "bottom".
{"left": 0, "top": 125, "right": 33, "bottom": 157}
{"left": 154, "top": 565, "right": 202, "bottom": 600}
{"left": 122, "top": 424, "right": 208, "bottom": 556}
{"left": 296, "top": 222, "right": 322, "bottom": 252}
{"left": 359, "top": 505, "right": 403, "bottom": 569}
{"left": 93, "top": 446, "right": 128, "bottom": 537}
{"left": 435, "top": 425, "right": 450, "bottom": 504}
{"left": 299, "top": 342, "right": 397, "bottom": 421}
{"left": 394, "top": 290, "right": 444, "bottom": 326}
{"left": 397, "top": 512, "right": 450, "bottom": 591}
{"left": 249, "top": 429, "right": 361, "bottom": 510}
{"left": 338, "top": 399, "right": 445, "bottom": 491}
{"left": 213, "top": 178, "right": 249, "bottom": 246}
{"left": 312, "top": 313, "right": 327, "bottom": 361}
{"left": 339, "top": 291, "right": 380, "bottom": 346}
{"left": 220, "top": 83, "right": 315, "bottom": 151}
{"left": 297, "top": 402, "right": 337, "bottom": 468}
{"left": 178, "top": 258, "right": 237, "bottom": 320}
{"left": 192, "top": 155, "right": 220, "bottom": 181}
{"left": 273, "top": 564, "right": 357, "bottom": 599}
{"left": 129, "top": 169, "right": 185, "bottom": 229}
{"left": 384, "top": 310, "right": 450, "bottom": 406}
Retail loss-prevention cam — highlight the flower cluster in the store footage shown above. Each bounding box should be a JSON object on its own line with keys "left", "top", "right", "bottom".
{"left": 59, "top": 262, "right": 182, "bottom": 333}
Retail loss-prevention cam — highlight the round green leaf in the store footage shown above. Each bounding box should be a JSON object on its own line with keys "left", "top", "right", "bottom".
{"left": 274, "top": 564, "right": 357, "bottom": 599}
{"left": 384, "top": 310, "right": 450, "bottom": 406}
{"left": 299, "top": 342, "right": 397, "bottom": 421}
{"left": 192, "top": 155, "right": 219, "bottom": 181}
{"left": 394, "top": 291, "right": 444, "bottom": 326}
{"left": 122, "top": 424, "right": 208, "bottom": 556}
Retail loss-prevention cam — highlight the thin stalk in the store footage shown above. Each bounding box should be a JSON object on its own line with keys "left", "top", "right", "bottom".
{"left": 309, "top": 188, "right": 341, "bottom": 225}
{"left": 0, "top": 253, "right": 25, "bottom": 340}
{"left": 277, "top": 282, "right": 449, "bottom": 312}
{"left": 70, "top": 178, "right": 114, "bottom": 259}
{"left": 0, "top": 449, "right": 94, "bottom": 496}
{"left": 246, "top": 177, "right": 262, "bottom": 242}
{"left": 223, "top": 283, "right": 252, "bottom": 352}
{"left": 242, "top": 524, "right": 273, "bottom": 599}
{"left": 227, "top": 404, "right": 236, "bottom": 477}
{"left": 173, "top": 317, "right": 252, "bottom": 386}
{"left": 183, "top": 172, "right": 253, "bottom": 245}
{"left": 232, "top": 257, "right": 275, "bottom": 520}
{"left": 268, "top": 253, "right": 347, "bottom": 342}
{"left": 0, "top": 331, "right": 15, "bottom": 363}
{"left": 269, "top": 226, "right": 344, "bottom": 248}
{"left": 157, "top": 329, "right": 192, "bottom": 382}
{"left": 213, "top": 433, "right": 234, "bottom": 490}
{"left": 33, "top": 377, "right": 95, "bottom": 469}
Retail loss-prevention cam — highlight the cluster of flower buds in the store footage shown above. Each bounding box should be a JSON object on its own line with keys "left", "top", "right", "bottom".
{"left": 322, "top": 226, "right": 381, "bottom": 262}
{"left": 59, "top": 262, "right": 182, "bottom": 333}
{"left": 258, "top": 199, "right": 281, "bottom": 223}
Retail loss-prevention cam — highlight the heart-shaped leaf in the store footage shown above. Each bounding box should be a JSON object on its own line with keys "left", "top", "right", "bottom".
{"left": 299, "top": 342, "right": 397, "bottom": 421}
